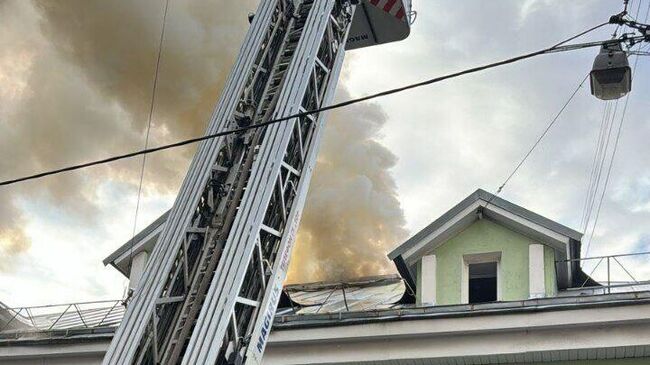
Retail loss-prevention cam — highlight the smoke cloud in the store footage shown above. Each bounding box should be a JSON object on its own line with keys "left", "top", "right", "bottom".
{"left": 0, "top": 0, "right": 256, "bottom": 271}
{"left": 0, "top": 0, "right": 407, "bottom": 284}
{"left": 287, "top": 91, "right": 408, "bottom": 283}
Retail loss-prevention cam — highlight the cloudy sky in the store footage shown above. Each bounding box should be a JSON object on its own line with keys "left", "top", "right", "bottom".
{"left": 1, "top": 0, "right": 649, "bottom": 307}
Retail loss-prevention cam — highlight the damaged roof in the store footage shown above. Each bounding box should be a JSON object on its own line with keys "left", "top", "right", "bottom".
{"left": 282, "top": 275, "right": 406, "bottom": 314}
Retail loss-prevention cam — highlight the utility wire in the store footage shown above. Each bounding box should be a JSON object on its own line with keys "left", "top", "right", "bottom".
{"left": 584, "top": 101, "right": 612, "bottom": 229}
{"left": 583, "top": 103, "right": 624, "bottom": 257}
{"left": 0, "top": 22, "right": 618, "bottom": 188}
{"left": 583, "top": 100, "right": 619, "bottom": 234}
{"left": 580, "top": 101, "right": 611, "bottom": 230}
{"left": 483, "top": 2, "right": 649, "bottom": 206}
{"left": 128, "top": 0, "right": 171, "bottom": 273}
{"left": 493, "top": 74, "right": 589, "bottom": 198}
{"left": 584, "top": 0, "right": 649, "bottom": 257}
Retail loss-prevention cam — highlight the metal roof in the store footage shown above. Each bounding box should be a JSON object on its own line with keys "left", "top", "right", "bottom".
{"left": 284, "top": 275, "right": 406, "bottom": 314}
{"left": 0, "top": 276, "right": 405, "bottom": 342}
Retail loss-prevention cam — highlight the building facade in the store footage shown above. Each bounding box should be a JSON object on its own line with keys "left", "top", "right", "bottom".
{"left": 2, "top": 189, "right": 650, "bottom": 364}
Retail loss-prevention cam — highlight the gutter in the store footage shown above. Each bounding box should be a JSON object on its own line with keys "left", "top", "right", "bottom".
{"left": 0, "top": 328, "right": 116, "bottom": 346}
{"left": 274, "top": 290, "right": 650, "bottom": 329}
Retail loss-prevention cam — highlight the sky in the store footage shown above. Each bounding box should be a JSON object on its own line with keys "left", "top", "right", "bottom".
{"left": 1, "top": 0, "right": 650, "bottom": 307}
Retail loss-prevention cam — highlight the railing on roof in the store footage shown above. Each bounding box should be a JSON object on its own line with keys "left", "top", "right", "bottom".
{"left": 0, "top": 299, "right": 124, "bottom": 338}
{"left": 556, "top": 251, "right": 650, "bottom": 294}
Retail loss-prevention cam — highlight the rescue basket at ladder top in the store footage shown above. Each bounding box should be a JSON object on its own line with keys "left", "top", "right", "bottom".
{"left": 346, "top": 0, "right": 413, "bottom": 50}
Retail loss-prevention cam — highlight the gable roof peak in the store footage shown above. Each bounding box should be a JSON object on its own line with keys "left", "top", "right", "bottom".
{"left": 388, "top": 189, "right": 582, "bottom": 262}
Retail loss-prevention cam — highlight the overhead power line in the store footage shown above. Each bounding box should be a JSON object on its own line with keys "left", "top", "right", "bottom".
{"left": 582, "top": 100, "right": 619, "bottom": 234}
{"left": 580, "top": 101, "right": 613, "bottom": 231}
{"left": 1, "top": 21, "right": 635, "bottom": 188}
{"left": 129, "top": 0, "right": 171, "bottom": 278}
{"left": 493, "top": 74, "right": 590, "bottom": 197}
{"left": 584, "top": 0, "right": 650, "bottom": 257}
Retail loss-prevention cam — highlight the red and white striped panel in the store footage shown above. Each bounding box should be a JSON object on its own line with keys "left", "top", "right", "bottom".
{"left": 368, "top": 0, "right": 407, "bottom": 21}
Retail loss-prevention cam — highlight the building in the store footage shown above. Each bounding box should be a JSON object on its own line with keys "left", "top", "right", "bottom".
{"left": 2, "top": 189, "right": 650, "bottom": 364}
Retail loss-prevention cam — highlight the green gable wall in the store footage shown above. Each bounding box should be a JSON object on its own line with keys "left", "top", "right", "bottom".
{"left": 431, "top": 219, "right": 531, "bottom": 305}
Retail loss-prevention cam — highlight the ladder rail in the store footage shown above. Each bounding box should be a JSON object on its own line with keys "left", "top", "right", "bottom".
{"left": 184, "top": 2, "right": 353, "bottom": 363}
{"left": 151, "top": 2, "right": 297, "bottom": 362}
{"left": 103, "top": 1, "right": 355, "bottom": 364}
{"left": 102, "top": 1, "right": 281, "bottom": 363}
{"left": 160, "top": 15, "right": 300, "bottom": 359}
{"left": 246, "top": 15, "right": 352, "bottom": 363}
{"left": 182, "top": 1, "right": 333, "bottom": 361}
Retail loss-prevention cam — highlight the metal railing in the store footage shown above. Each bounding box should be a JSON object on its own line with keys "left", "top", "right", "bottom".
{"left": 557, "top": 251, "right": 650, "bottom": 294}
{"left": 0, "top": 299, "right": 124, "bottom": 336}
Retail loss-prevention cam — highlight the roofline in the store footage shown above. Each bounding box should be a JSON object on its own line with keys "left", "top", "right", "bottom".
{"left": 7, "top": 291, "right": 649, "bottom": 345}
{"left": 274, "top": 290, "right": 650, "bottom": 330}
{"left": 388, "top": 189, "right": 583, "bottom": 260}
{"left": 102, "top": 211, "right": 169, "bottom": 266}
{"left": 0, "top": 330, "right": 115, "bottom": 346}
{"left": 284, "top": 274, "right": 402, "bottom": 291}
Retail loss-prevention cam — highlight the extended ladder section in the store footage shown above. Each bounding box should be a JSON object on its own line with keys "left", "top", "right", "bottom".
{"left": 103, "top": 1, "right": 355, "bottom": 364}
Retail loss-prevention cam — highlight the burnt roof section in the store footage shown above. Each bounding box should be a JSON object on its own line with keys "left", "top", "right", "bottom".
{"left": 282, "top": 275, "right": 406, "bottom": 314}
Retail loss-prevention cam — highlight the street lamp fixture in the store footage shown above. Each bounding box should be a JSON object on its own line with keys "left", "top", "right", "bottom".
{"left": 590, "top": 42, "right": 632, "bottom": 100}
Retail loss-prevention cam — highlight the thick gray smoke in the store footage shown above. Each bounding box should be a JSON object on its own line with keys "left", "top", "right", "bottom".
{"left": 0, "top": 0, "right": 256, "bottom": 271}
{"left": 287, "top": 91, "right": 408, "bottom": 283}
{"left": 0, "top": 0, "right": 407, "bottom": 283}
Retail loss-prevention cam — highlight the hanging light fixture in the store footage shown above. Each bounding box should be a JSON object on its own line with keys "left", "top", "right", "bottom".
{"left": 590, "top": 42, "right": 632, "bottom": 100}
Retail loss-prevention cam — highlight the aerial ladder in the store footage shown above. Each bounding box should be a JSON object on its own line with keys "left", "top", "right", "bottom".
{"left": 102, "top": 1, "right": 412, "bottom": 364}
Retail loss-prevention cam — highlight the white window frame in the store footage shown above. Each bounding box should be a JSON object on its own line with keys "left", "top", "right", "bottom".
{"left": 461, "top": 251, "right": 502, "bottom": 304}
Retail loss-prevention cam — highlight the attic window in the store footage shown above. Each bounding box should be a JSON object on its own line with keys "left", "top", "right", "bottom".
{"left": 468, "top": 262, "right": 497, "bottom": 304}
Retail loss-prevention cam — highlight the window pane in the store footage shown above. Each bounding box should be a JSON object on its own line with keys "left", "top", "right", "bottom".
{"left": 469, "top": 262, "right": 497, "bottom": 303}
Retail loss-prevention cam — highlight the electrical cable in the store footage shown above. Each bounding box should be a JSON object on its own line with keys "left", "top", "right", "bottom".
{"left": 581, "top": 101, "right": 613, "bottom": 229}
{"left": 634, "top": 0, "right": 644, "bottom": 22}
{"left": 580, "top": 101, "right": 610, "bottom": 230}
{"left": 0, "top": 22, "right": 621, "bottom": 188}
{"left": 492, "top": 74, "right": 589, "bottom": 198}
{"left": 485, "top": 1, "right": 648, "bottom": 208}
{"left": 584, "top": 0, "right": 649, "bottom": 257}
{"left": 583, "top": 100, "right": 619, "bottom": 234}
{"left": 127, "top": 0, "right": 171, "bottom": 276}
{"left": 617, "top": 0, "right": 634, "bottom": 35}
{"left": 584, "top": 98, "right": 625, "bottom": 257}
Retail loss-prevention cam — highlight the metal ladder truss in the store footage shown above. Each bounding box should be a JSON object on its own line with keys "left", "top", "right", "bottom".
{"left": 102, "top": 1, "right": 354, "bottom": 364}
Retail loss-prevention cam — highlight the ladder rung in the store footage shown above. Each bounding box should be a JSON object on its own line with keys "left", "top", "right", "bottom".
{"left": 236, "top": 296, "right": 260, "bottom": 308}
{"left": 186, "top": 226, "right": 206, "bottom": 234}
{"left": 260, "top": 224, "right": 281, "bottom": 238}
{"left": 281, "top": 161, "right": 300, "bottom": 176}
{"left": 299, "top": 107, "right": 316, "bottom": 122}
{"left": 315, "top": 57, "right": 329, "bottom": 73}
{"left": 155, "top": 296, "right": 185, "bottom": 306}
{"left": 212, "top": 164, "right": 229, "bottom": 173}
{"left": 252, "top": 64, "right": 267, "bottom": 73}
